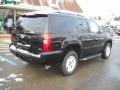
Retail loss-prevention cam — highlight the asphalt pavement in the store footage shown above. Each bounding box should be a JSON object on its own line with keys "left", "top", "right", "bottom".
{"left": 0, "top": 39, "right": 120, "bottom": 90}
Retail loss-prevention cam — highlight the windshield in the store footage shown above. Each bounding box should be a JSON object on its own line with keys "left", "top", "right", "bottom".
{"left": 17, "top": 16, "right": 48, "bottom": 33}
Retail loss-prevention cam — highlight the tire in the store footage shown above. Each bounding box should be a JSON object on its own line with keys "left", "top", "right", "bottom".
{"left": 101, "top": 43, "right": 111, "bottom": 59}
{"left": 61, "top": 50, "right": 78, "bottom": 76}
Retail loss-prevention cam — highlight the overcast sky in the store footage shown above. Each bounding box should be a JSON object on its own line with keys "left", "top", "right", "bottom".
{"left": 77, "top": 0, "right": 120, "bottom": 17}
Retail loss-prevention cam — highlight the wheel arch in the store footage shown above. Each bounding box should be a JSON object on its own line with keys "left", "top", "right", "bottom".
{"left": 63, "top": 43, "right": 83, "bottom": 58}
{"left": 105, "top": 40, "right": 112, "bottom": 46}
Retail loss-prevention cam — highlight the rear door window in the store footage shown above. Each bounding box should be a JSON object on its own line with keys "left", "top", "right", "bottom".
{"left": 76, "top": 18, "right": 89, "bottom": 33}
{"left": 48, "top": 15, "right": 74, "bottom": 33}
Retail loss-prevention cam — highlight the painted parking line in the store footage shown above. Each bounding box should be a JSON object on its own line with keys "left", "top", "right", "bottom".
{"left": 0, "top": 48, "right": 9, "bottom": 50}
{"left": 0, "top": 46, "right": 8, "bottom": 48}
{"left": 0, "top": 56, "right": 17, "bottom": 66}
{"left": 0, "top": 50, "right": 9, "bottom": 53}
{"left": 0, "top": 45, "right": 8, "bottom": 47}
{"left": 0, "top": 44, "right": 8, "bottom": 46}
{"left": 4, "top": 53, "right": 13, "bottom": 56}
{"left": 4, "top": 40, "right": 11, "bottom": 43}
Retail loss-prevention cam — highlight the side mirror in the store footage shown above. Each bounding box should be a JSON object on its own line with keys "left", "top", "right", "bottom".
{"left": 98, "top": 27, "right": 104, "bottom": 34}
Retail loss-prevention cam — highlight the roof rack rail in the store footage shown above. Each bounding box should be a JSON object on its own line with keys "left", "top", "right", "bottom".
{"left": 22, "top": 10, "right": 84, "bottom": 17}
{"left": 56, "top": 10, "right": 83, "bottom": 16}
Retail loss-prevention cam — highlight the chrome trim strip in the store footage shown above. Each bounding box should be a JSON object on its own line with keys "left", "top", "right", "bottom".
{"left": 41, "top": 51, "right": 62, "bottom": 55}
{"left": 17, "top": 43, "right": 30, "bottom": 47}
{"left": 10, "top": 45, "right": 41, "bottom": 58}
{"left": 80, "top": 53, "right": 101, "bottom": 61}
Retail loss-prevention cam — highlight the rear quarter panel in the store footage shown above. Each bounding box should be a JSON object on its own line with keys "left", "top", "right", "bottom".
{"left": 48, "top": 14, "right": 76, "bottom": 51}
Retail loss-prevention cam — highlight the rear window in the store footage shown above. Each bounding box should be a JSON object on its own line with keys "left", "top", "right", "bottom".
{"left": 17, "top": 15, "right": 48, "bottom": 33}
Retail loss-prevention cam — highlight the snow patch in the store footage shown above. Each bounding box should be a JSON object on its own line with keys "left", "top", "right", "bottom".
{"left": 0, "top": 68, "right": 3, "bottom": 71}
{"left": 18, "top": 74, "right": 23, "bottom": 76}
{"left": 21, "top": 61, "right": 27, "bottom": 64}
{"left": 0, "top": 78, "right": 8, "bottom": 82}
{"left": 0, "top": 84, "right": 3, "bottom": 86}
{"left": 5, "top": 87, "right": 11, "bottom": 90}
{"left": 0, "top": 58, "right": 5, "bottom": 61}
{"left": 15, "top": 78, "right": 23, "bottom": 82}
{"left": 7, "top": 73, "right": 17, "bottom": 78}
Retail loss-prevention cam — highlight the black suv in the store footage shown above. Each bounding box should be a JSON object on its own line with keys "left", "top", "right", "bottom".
{"left": 9, "top": 11, "right": 112, "bottom": 76}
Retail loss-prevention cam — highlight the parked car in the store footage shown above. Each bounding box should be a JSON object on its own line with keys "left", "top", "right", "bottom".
{"left": 103, "top": 26, "right": 116, "bottom": 37}
{"left": 9, "top": 11, "right": 112, "bottom": 76}
{"left": 116, "top": 31, "right": 120, "bottom": 36}
{"left": 115, "top": 25, "right": 120, "bottom": 36}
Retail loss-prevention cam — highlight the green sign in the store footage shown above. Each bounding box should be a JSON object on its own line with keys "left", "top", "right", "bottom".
{"left": 3, "top": 0, "right": 15, "bottom": 4}
{"left": 0, "top": 17, "right": 4, "bottom": 32}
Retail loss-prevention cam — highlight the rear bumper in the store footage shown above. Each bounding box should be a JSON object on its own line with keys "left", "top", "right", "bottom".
{"left": 9, "top": 44, "right": 63, "bottom": 65}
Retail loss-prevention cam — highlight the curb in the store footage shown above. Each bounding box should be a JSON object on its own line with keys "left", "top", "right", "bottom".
{"left": 0, "top": 34, "right": 11, "bottom": 43}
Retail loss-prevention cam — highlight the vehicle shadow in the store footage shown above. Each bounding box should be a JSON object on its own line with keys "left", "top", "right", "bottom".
{"left": 21, "top": 56, "right": 107, "bottom": 78}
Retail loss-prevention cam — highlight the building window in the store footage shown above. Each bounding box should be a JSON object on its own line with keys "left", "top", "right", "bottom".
{"left": 52, "top": 0, "right": 57, "bottom": 4}
{"left": 49, "top": 0, "right": 58, "bottom": 7}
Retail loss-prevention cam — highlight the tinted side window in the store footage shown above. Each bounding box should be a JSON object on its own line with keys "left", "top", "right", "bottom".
{"left": 76, "top": 18, "right": 89, "bottom": 33}
{"left": 89, "top": 21, "right": 100, "bottom": 33}
{"left": 48, "top": 15, "right": 74, "bottom": 33}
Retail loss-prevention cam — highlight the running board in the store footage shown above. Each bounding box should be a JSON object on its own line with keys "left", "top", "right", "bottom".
{"left": 79, "top": 53, "right": 101, "bottom": 61}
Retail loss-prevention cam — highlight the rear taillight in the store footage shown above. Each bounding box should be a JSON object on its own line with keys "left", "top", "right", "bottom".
{"left": 42, "top": 33, "right": 52, "bottom": 52}
{"left": 11, "top": 33, "right": 15, "bottom": 42}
